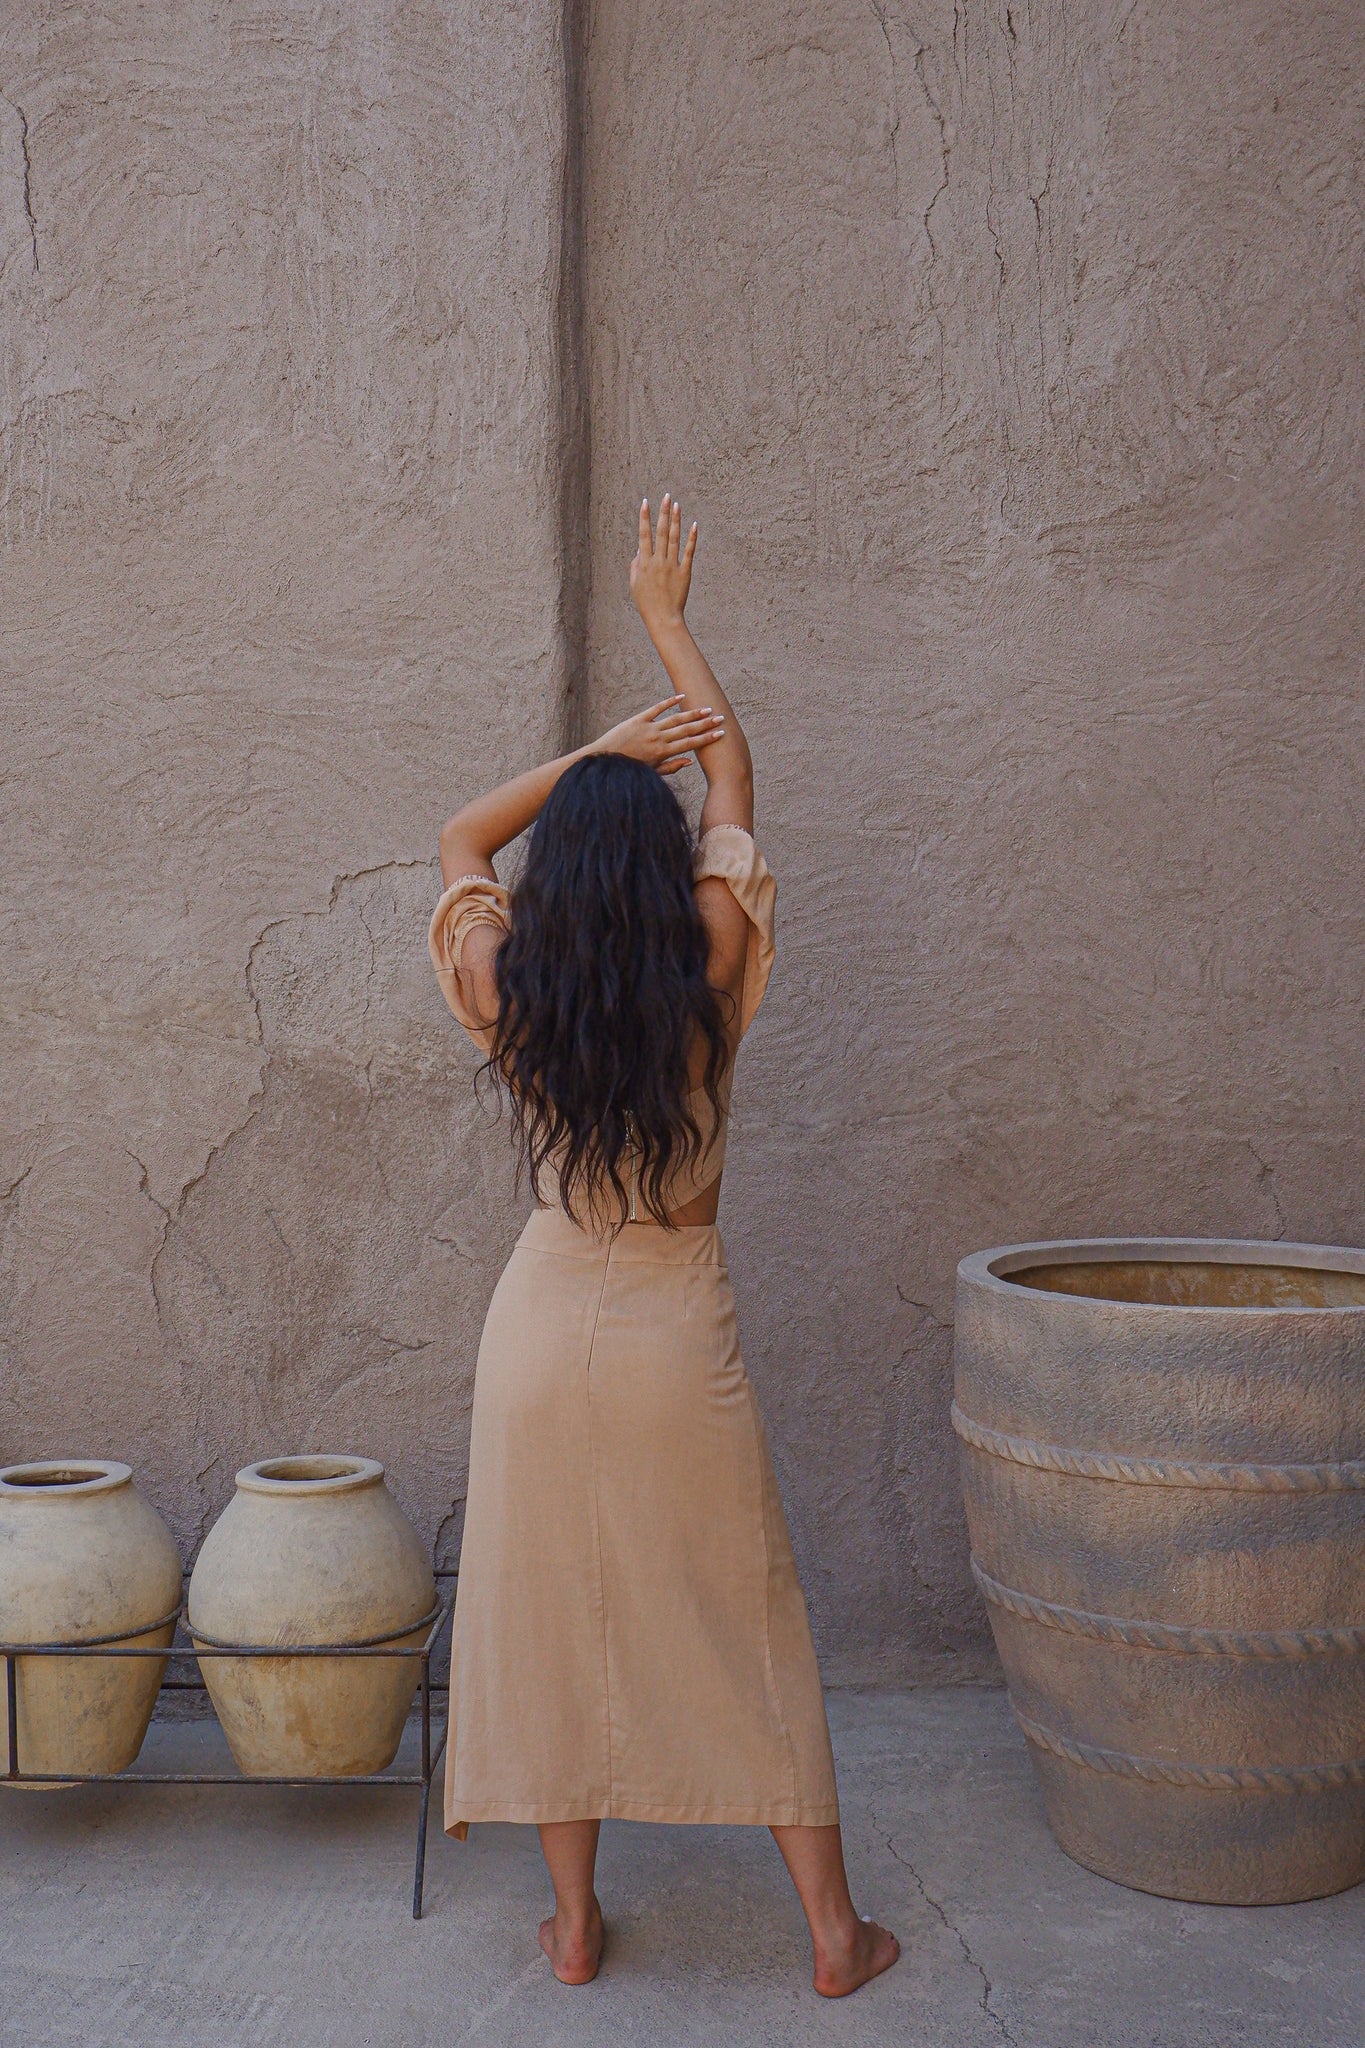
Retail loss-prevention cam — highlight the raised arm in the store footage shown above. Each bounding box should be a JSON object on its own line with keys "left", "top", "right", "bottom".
{"left": 630, "top": 495, "right": 754, "bottom": 836}
{"left": 630, "top": 494, "right": 756, "bottom": 1029}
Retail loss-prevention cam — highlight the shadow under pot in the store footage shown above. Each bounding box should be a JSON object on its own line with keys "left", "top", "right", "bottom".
{"left": 0, "top": 1460, "right": 182, "bottom": 1786}
{"left": 954, "top": 1237, "right": 1365, "bottom": 1906}
{"left": 187, "top": 1456, "right": 437, "bottom": 1778}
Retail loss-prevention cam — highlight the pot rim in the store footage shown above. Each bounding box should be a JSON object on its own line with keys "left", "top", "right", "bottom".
{"left": 235, "top": 1454, "right": 385, "bottom": 1496}
{"left": 958, "top": 1237, "right": 1365, "bottom": 1313}
{"left": 0, "top": 1459, "right": 133, "bottom": 1497}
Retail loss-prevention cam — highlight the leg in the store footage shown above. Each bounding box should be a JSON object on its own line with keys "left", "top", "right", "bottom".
{"left": 537, "top": 1820, "right": 605, "bottom": 1984}
{"left": 770, "top": 1824, "right": 900, "bottom": 1998}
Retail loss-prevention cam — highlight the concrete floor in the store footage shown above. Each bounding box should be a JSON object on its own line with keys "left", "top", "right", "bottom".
{"left": 2, "top": 1686, "right": 1362, "bottom": 2048}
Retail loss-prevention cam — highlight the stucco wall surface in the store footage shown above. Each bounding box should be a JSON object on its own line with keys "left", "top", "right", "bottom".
{"left": 582, "top": 0, "right": 1364, "bottom": 1676}
{"left": 2, "top": 1, "right": 1362, "bottom": 1678}
{"left": 0, "top": 1, "right": 575, "bottom": 1563}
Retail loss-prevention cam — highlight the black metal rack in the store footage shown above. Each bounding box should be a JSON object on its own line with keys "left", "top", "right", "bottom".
{"left": 2, "top": 1571, "right": 454, "bottom": 1918}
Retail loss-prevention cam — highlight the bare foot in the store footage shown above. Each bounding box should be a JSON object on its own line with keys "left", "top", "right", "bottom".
{"left": 813, "top": 1917, "right": 901, "bottom": 1998}
{"left": 538, "top": 1901, "right": 605, "bottom": 1985}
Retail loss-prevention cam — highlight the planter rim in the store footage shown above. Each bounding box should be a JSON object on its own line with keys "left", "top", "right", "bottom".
{"left": 235, "top": 1454, "right": 385, "bottom": 1496}
{"left": 958, "top": 1237, "right": 1365, "bottom": 1313}
{"left": 0, "top": 1459, "right": 133, "bottom": 1497}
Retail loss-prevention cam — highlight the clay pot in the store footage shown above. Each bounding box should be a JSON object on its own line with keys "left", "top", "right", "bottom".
{"left": 955, "top": 1239, "right": 1365, "bottom": 1904}
{"left": 0, "top": 1460, "right": 182, "bottom": 1786}
{"left": 188, "top": 1455, "right": 436, "bottom": 1777}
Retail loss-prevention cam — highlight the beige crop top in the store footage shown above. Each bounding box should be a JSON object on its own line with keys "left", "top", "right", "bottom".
{"left": 428, "top": 823, "right": 776, "bottom": 1219}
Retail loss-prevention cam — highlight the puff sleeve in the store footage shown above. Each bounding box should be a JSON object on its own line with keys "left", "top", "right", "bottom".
{"left": 428, "top": 873, "right": 511, "bottom": 1048}
{"left": 693, "top": 825, "right": 777, "bottom": 1037}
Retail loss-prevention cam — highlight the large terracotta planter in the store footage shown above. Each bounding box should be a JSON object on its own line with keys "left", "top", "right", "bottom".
{"left": 188, "top": 1455, "right": 436, "bottom": 1777}
{"left": 0, "top": 1460, "right": 182, "bottom": 1785}
{"left": 955, "top": 1238, "right": 1365, "bottom": 1904}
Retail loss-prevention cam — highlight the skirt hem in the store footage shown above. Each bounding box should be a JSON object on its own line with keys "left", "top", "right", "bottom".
{"left": 445, "top": 1795, "right": 840, "bottom": 1838}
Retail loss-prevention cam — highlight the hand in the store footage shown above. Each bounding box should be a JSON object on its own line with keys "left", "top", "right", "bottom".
{"left": 630, "top": 493, "right": 697, "bottom": 634}
{"left": 590, "top": 695, "right": 726, "bottom": 776}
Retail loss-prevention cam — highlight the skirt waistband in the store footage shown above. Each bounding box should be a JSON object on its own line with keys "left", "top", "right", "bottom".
{"left": 518, "top": 1205, "right": 727, "bottom": 1267}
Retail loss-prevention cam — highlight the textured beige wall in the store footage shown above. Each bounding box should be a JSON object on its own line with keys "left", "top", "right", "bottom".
{"left": 581, "top": 0, "right": 1364, "bottom": 1677}
{"left": 3, "top": 2, "right": 1362, "bottom": 1676}
{"left": 0, "top": 2, "right": 576, "bottom": 1564}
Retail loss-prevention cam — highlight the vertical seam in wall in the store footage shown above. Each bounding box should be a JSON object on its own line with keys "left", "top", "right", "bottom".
{"left": 554, "top": 0, "right": 591, "bottom": 753}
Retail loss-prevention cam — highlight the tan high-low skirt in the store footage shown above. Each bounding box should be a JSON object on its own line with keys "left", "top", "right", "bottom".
{"left": 444, "top": 1205, "right": 839, "bottom": 1836}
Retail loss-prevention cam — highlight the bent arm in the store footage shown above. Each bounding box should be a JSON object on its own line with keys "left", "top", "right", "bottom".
{"left": 631, "top": 495, "right": 754, "bottom": 836}
{"left": 438, "top": 695, "right": 726, "bottom": 887}
{"left": 439, "top": 751, "right": 583, "bottom": 887}
{"left": 437, "top": 698, "right": 717, "bottom": 1032}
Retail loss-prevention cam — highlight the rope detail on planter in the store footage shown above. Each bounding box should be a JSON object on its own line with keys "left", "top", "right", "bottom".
{"left": 972, "top": 1560, "right": 1365, "bottom": 1658}
{"left": 1014, "top": 1710, "right": 1365, "bottom": 1794}
{"left": 951, "top": 1404, "right": 1365, "bottom": 1492}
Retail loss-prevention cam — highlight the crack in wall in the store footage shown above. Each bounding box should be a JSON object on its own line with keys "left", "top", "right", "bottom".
{"left": 892, "top": 1289, "right": 959, "bottom": 1629}
{"left": 1030, "top": 154, "right": 1052, "bottom": 421}
{"left": 435, "top": 1494, "right": 466, "bottom": 1569}
{"left": 896, "top": 1281, "right": 953, "bottom": 1333}
{"left": 912, "top": 41, "right": 951, "bottom": 414}
{"left": 125, "top": 1148, "right": 171, "bottom": 1242}
{"left": 877, "top": 1819, "right": 1019, "bottom": 2044}
{"left": 142, "top": 857, "right": 436, "bottom": 1519}
{"left": 1247, "top": 1140, "right": 1288, "bottom": 1242}
{"left": 872, "top": 3, "right": 901, "bottom": 200}
{"left": 15, "top": 102, "right": 38, "bottom": 273}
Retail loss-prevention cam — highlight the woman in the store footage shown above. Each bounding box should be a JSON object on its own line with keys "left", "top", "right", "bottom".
{"left": 429, "top": 495, "right": 899, "bottom": 1998}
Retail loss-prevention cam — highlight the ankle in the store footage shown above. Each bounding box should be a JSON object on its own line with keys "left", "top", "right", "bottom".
{"left": 811, "top": 1905, "right": 867, "bottom": 1955}
{"left": 553, "top": 1896, "right": 601, "bottom": 1937}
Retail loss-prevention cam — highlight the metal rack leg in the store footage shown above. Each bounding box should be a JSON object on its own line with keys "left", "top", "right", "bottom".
{"left": 5, "top": 1653, "right": 17, "bottom": 1780}
{"left": 412, "top": 1774, "right": 433, "bottom": 1920}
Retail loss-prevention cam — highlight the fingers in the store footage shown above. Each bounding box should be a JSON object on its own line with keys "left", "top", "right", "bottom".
{"left": 656, "top": 707, "right": 724, "bottom": 743}
{"left": 640, "top": 491, "right": 695, "bottom": 570}
{"left": 638, "top": 698, "right": 725, "bottom": 754}
{"left": 658, "top": 702, "right": 719, "bottom": 726}
{"left": 658, "top": 723, "right": 722, "bottom": 774}
{"left": 640, "top": 493, "right": 697, "bottom": 565}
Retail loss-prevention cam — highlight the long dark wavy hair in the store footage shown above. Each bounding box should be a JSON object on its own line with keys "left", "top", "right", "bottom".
{"left": 484, "top": 752, "right": 730, "bottom": 1227}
